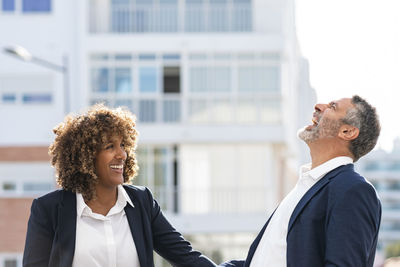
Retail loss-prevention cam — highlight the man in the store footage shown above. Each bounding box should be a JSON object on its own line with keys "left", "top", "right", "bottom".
{"left": 221, "top": 95, "right": 381, "bottom": 267}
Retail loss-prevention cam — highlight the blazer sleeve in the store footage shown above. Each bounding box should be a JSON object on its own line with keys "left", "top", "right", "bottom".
{"left": 219, "top": 260, "right": 245, "bottom": 266}
{"left": 143, "top": 188, "right": 216, "bottom": 267}
{"left": 324, "top": 182, "right": 381, "bottom": 267}
{"left": 23, "top": 198, "right": 54, "bottom": 267}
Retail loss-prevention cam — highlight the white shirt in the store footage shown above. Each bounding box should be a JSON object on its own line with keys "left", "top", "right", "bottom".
{"left": 250, "top": 156, "right": 353, "bottom": 267}
{"left": 72, "top": 185, "right": 140, "bottom": 267}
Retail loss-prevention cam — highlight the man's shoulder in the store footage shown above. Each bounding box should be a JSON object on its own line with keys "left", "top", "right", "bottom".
{"left": 328, "top": 164, "right": 378, "bottom": 198}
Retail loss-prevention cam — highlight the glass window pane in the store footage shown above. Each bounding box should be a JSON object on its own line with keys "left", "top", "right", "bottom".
{"left": 162, "top": 54, "right": 180, "bottom": 60}
{"left": 135, "top": 147, "right": 148, "bottom": 185}
{"left": 23, "top": 0, "right": 51, "bottom": 12}
{"left": 115, "top": 54, "right": 132, "bottom": 61}
{"left": 90, "top": 54, "right": 109, "bottom": 61}
{"left": 159, "top": 3, "right": 178, "bottom": 32}
{"left": 188, "top": 99, "right": 208, "bottom": 123}
{"left": 185, "top": 2, "right": 205, "bottom": 32}
{"left": 163, "top": 99, "right": 180, "bottom": 122}
{"left": 4, "top": 259, "right": 17, "bottom": 267}
{"left": 237, "top": 99, "right": 257, "bottom": 123}
{"left": 139, "top": 54, "right": 156, "bottom": 61}
{"left": 2, "top": 0, "right": 15, "bottom": 11}
{"left": 23, "top": 182, "right": 52, "bottom": 192}
{"left": 22, "top": 93, "right": 52, "bottom": 104}
{"left": 259, "top": 99, "right": 281, "bottom": 123}
{"left": 139, "top": 67, "right": 158, "bottom": 92}
{"left": 238, "top": 66, "right": 253, "bottom": 92}
{"left": 90, "top": 99, "right": 110, "bottom": 106}
{"left": 232, "top": 1, "right": 252, "bottom": 31}
{"left": 115, "top": 68, "right": 132, "bottom": 93}
{"left": 190, "top": 67, "right": 207, "bottom": 92}
{"left": 3, "top": 182, "right": 16, "bottom": 191}
{"left": 209, "top": 2, "right": 228, "bottom": 31}
{"left": 2, "top": 93, "right": 16, "bottom": 103}
{"left": 115, "top": 99, "right": 133, "bottom": 111}
{"left": 254, "top": 66, "right": 280, "bottom": 92}
{"left": 139, "top": 100, "right": 156, "bottom": 122}
{"left": 212, "top": 99, "right": 232, "bottom": 123}
{"left": 211, "top": 67, "right": 230, "bottom": 92}
{"left": 92, "top": 68, "right": 109, "bottom": 92}
{"left": 111, "top": 1, "right": 132, "bottom": 33}
{"left": 163, "top": 66, "right": 180, "bottom": 93}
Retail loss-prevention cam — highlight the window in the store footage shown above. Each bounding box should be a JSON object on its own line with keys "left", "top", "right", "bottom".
{"left": 91, "top": 68, "right": 109, "bottom": 92}
{"left": 22, "top": 93, "right": 52, "bottom": 104}
{"left": 209, "top": 0, "right": 228, "bottom": 31}
{"left": 2, "top": 182, "right": 16, "bottom": 191}
{"left": 163, "top": 66, "right": 180, "bottom": 93}
{"left": 2, "top": 0, "right": 14, "bottom": 11}
{"left": 135, "top": 145, "right": 178, "bottom": 212}
{"left": 163, "top": 99, "right": 180, "bottom": 122}
{"left": 188, "top": 99, "right": 208, "bottom": 123}
{"left": 4, "top": 259, "right": 17, "bottom": 267}
{"left": 238, "top": 66, "right": 280, "bottom": 92}
{"left": 23, "top": 182, "right": 52, "bottom": 192}
{"left": 115, "top": 68, "right": 132, "bottom": 93}
{"left": 115, "top": 99, "right": 133, "bottom": 110}
{"left": 22, "top": 0, "right": 51, "bottom": 12}
{"left": 2, "top": 93, "right": 16, "bottom": 103}
{"left": 190, "top": 67, "right": 207, "bottom": 92}
{"left": 139, "top": 99, "right": 156, "bottom": 122}
{"left": 189, "top": 66, "right": 231, "bottom": 92}
{"left": 139, "top": 67, "right": 159, "bottom": 92}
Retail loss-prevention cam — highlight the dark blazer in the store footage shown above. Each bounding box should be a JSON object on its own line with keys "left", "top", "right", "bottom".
{"left": 23, "top": 185, "right": 216, "bottom": 267}
{"left": 221, "top": 164, "right": 381, "bottom": 267}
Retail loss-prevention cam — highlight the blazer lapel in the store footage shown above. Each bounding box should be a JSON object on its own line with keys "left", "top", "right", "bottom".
{"left": 287, "top": 164, "right": 354, "bottom": 234}
{"left": 57, "top": 190, "right": 77, "bottom": 267}
{"left": 125, "top": 203, "right": 148, "bottom": 267}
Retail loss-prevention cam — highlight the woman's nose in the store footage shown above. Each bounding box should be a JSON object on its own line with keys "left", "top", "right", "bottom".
{"left": 116, "top": 146, "right": 127, "bottom": 160}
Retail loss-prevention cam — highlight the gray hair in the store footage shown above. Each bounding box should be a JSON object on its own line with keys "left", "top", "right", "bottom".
{"left": 341, "top": 95, "right": 381, "bottom": 162}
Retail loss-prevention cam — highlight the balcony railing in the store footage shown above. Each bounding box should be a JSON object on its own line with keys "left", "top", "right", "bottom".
{"left": 89, "top": 1, "right": 252, "bottom": 33}
{"left": 141, "top": 185, "right": 274, "bottom": 215}
{"left": 91, "top": 93, "right": 282, "bottom": 124}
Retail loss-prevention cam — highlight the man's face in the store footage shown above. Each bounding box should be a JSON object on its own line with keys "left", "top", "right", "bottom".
{"left": 298, "top": 98, "right": 354, "bottom": 143}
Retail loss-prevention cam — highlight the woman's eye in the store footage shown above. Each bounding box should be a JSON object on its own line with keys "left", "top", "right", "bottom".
{"left": 105, "top": 144, "right": 113, "bottom": 149}
{"left": 121, "top": 143, "right": 125, "bottom": 148}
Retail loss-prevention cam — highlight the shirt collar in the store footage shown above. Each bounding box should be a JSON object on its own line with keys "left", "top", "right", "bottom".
{"left": 300, "top": 156, "right": 353, "bottom": 181}
{"left": 76, "top": 184, "right": 134, "bottom": 217}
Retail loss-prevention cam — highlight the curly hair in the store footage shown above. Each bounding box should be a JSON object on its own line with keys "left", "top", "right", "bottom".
{"left": 341, "top": 95, "right": 381, "bottom": 162}
{"left": 49, "top": 104, "right": 139, "bottom": 201}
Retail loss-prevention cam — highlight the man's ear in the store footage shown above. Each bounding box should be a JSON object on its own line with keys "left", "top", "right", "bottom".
{"left": 338, "top": 124, "right": 359, "bottom": 141}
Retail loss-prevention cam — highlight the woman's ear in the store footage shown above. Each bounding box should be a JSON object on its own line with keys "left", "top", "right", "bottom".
{"left": 338, "top": 124, "right": 359, "bottom": 141}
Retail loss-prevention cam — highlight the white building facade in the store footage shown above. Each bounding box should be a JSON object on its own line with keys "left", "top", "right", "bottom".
{"left": 357, "top": 139, "right": 400, "bottom": 257}
{"left": 0, "top": 0, "right": 315, "bottom": 265}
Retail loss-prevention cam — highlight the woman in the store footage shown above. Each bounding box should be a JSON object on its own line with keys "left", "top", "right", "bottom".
{"left": 23, "top": 104, "right": 216, "bottom": 267}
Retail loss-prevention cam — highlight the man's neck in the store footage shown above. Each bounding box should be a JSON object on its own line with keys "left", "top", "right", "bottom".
{"left": 308, "top": 139, "right": 353, "bottom": 169}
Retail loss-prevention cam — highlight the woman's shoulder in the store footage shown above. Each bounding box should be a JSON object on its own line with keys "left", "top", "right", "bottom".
{"left": 123, "top": 184, "right": 151, "bottom": 197}
{"left": 35, "top": 188, "right": 74, "bottom": 207}
{"left": 122, "top": 184, "right": 155, "bottom": 203}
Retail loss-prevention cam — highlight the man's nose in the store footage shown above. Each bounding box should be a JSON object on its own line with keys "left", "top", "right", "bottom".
{"left": 314, "top": 103, "right": 329, "bottom": 112}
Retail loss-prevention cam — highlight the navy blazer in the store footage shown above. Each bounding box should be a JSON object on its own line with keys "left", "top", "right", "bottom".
{"left": 221, "top": 164, "right": 381, "bottom": 267}
{"left": 23, "top": 185, "right": 216, "bottom": 267}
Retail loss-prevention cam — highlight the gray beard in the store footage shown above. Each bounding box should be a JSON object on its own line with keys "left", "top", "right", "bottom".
{"left": 298, "top": 117, "right": 342, "bottom": 143}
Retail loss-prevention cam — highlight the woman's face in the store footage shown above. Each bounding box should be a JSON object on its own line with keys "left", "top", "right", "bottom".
{"left": 95, "top": 135, "right": 127, "bottom": 188}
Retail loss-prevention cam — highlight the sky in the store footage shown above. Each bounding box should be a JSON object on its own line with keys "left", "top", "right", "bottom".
{"left": 295, "top": 0, "right": 400, "bottom": 151}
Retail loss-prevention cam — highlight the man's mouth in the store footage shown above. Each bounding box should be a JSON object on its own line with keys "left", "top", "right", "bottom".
{"left": 312, "top": 117, "right": 319, "bottom": 126}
